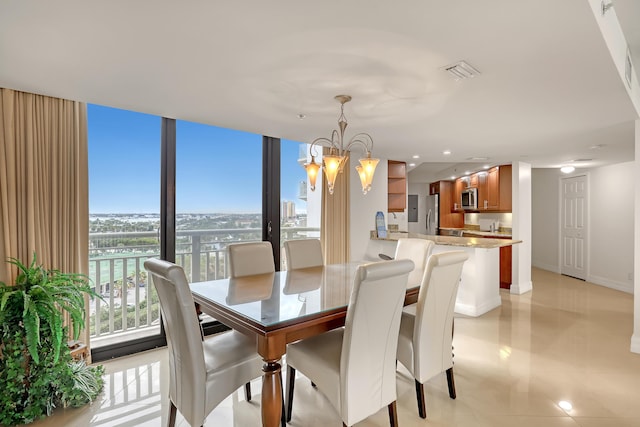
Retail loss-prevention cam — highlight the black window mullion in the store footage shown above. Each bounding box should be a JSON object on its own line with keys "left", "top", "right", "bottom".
{"left": 160, "top": 118, "right": 176, "bottom": 262}
{"left": 262, "top": 136, "right": 281, "bottom": 270}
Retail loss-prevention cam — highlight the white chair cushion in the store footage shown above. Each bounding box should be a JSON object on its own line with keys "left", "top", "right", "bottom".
{"left": 228, "top": 241, "right": 275, "bottom": 278}
{"left": 203, "top": 331, "right": 263, "bottom": 416}
{"left": 394, "top": 238, "right": 435, "bottom": 288}
{"left": 287, "top": 328, "right": 344, "bottom": 411}
{"left": 284, "top": 239, "right": 323, "bottom": 270}
{"left": 396, "top": 310, "right": 416, "bottom": 377}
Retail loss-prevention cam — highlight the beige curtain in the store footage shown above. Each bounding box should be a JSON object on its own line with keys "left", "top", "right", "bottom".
{"left": 320, "top": 152, "right": 350, "bottom": 264}
{"left": 0, "top": 88, "right": 90, "bottom": 354}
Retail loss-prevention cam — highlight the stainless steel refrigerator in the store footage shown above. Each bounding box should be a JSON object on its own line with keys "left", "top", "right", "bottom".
{"left": 425, "top": 193, "right": 439, "bottom": 235}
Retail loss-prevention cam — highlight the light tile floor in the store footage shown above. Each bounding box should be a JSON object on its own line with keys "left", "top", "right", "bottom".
{"left": 28, "top": 268, "right": 640, "bottom": 427}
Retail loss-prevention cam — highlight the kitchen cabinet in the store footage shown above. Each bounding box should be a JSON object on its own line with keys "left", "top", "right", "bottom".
{"left": 429, "top": 181, "right": 439, "bottom": 195}
{"left": 488, "top": 165, "right": 512, "bottom": 211}
{"left": 454, "top": 178, "right": 465, "bottom": 211}
{"left": 457, "top": 165, "right": 512, "bottom": 212}
{"left": 388, "top": 160, "right": 406, "bottom": 212}
{"left": 461, "top": 232, "right": 512, "bottom": 289}
{"left": 499, "top": 245, "right": 512, "bottom": 289}
{"left": 476, "top": 171, "right": 488, "bottom": 209}
{"left": 486, "top": 167, "right": 500, "bottom": 209}
{"left": 433, "top": 180, "right": 463, "bottom": 228}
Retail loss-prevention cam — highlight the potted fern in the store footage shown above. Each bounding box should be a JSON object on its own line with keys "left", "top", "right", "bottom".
{"left": 0, "top": 254, "right": 105, "bottom": 426}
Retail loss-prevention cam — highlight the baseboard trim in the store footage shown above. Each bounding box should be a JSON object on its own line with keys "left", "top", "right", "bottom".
{"left": 455, "top": 296, "right": 502, "bottom": 318}
{"left": 531, "top": 261, "right": 560, "bottom": 274}
{"left": 631, "top": 334, "right": 640, "bottom": 354}
{"left": 587, "top": 274, "right": 633, "bottom": 294}
{"left": 510, "top": 280, "right": 532, "bottom": 295}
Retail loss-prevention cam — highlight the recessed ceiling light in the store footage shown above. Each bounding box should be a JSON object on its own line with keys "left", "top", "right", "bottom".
{"left": 467, "top": 156, "right": 489, "bottom": 161}
{"left": 560, "top": 166, "right": 575, "bottom": 174}
{"left": 483, "top": 165, "right": 490, "bottom": 169}
{"left": 590, "top": 144, "right": 605, "bottom": 150}
{"left": 409, "top": 163, "right": 416, "bottom": 167}
{"left": 464, "top": 171, "right": 470, "bottom": 175}
{"left": 443, "top": 150, "right": 452, "bottom": 155}
{"left": 412, "top": 155, "right": 420, "bottom": 159}
{"left": 450, "top": 175, "right": 456, "bottom": 180}
{"left": 558, "top": 401, "right": 573, "bottom": 411}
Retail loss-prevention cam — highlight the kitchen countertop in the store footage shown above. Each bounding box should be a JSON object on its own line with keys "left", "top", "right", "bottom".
{"left": 373, "top": 232, "right": 521, "bottom": 249}
{"left": 439, "top": 227, "right": 512, "bottom": 238}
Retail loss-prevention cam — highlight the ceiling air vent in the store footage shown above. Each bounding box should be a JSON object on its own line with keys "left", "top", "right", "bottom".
{"left": 443, "top": 60, "right": 481, "bottom": 80}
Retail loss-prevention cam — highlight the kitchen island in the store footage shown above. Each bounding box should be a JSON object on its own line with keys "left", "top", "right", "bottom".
{"left": 366, "top": 232, "right": 521, "bottom": 317}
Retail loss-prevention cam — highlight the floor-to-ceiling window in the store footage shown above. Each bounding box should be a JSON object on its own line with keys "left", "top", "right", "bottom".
{"left": 87, "top": 106, "right": 308, "bottom": 360}
{"left": 87, "top": 105, "right": 163, "bottom": 355}
{"left": 280, "top": 140, "right": 322, "bottom": 269}
{"left": 175, "top": 120, "right": 263, "bottom": 281}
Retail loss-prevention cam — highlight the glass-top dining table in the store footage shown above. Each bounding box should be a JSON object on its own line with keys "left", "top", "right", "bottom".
{"left": 190, "top": 262, "right": 419, "bottom": 427}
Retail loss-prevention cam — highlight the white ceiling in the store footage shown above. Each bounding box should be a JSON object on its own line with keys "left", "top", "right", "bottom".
{"left": 1, "top": 0, "right": 638, "bottom": 183}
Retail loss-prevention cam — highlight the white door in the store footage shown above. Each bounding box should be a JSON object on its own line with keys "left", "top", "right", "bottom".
{"left": 561, "top": 175, "right": 587, "bottom": 280}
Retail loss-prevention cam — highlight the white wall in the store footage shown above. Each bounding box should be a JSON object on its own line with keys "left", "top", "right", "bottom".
{"left": 633, "top": 120, "right": 640, "bottom": 353}
{"left": 532, "top": 162, "right": 635, "bottom": 293}
{"left": 511, "top": 162, "right": 532, "bottom": 295}
{"left": 407, "top": 182, "right": 428, "bottom": 234}
{"left": 589, "top": 162, "right": 635, "bottom": 292}
{"left": 350, "top": 160, "right": 388, "bottom": 262}
{"left": 532, "top": 169, "right": 562, "bottom": 272}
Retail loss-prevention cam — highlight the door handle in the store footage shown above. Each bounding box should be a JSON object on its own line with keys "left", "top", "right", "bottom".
{"left": 267, "top": 221, "right": 273, "bottom": 239}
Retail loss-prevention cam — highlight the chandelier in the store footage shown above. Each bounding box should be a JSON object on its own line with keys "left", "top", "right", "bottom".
{"left": 303, "top": 95, "right": 379, "bottom": 195}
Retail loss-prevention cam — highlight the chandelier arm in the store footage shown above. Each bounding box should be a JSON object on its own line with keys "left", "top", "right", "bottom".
{"left": 344, "top": 132, "right": 375, "bottom": 155}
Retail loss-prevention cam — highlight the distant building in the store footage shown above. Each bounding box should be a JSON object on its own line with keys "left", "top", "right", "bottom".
{"left": 281, "top": 200, "right": 296, "bottom": 220}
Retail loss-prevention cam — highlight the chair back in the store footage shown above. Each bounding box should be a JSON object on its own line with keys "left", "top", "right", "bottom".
{"left": 227, "top": 241, "right": 275, "bottom": 277}
{"left": 284, "top": 238, "right": 324, "bottom": 269}
{"left": 340, "top": 259, "right": 414, "bottom": 426}
{"left": 394, "top": 238, "right": 435, "bottom": 288}
{"left": 412, "top": 251, "right": 468, "bottom": 383}
{"left": 144, "top": 258, "right": 206, "bottom": 425}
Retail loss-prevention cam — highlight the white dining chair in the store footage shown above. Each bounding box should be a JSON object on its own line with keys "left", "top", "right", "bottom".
{"left": 285, "top": 259, "right": 415, "bottom": 427}
{"left": 144, "top": 258, "right": 263, "bottom": 427}
{"left": 283, "top": 238, "right": 323, "bottom": 270}
{"left": 227, "top": 241, "right": 275, "bottom": 277}
{"left": 394, "top": 238, "right": 435, "bottom": 288}
{"left": 396, "top": 251, "right": 468, "bottom": 419}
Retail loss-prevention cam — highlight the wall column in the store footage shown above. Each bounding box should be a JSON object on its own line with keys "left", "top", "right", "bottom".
{"left": 632, "top": 119, "right": 640, "bottom": 354}
{"left": 511, "top": 162, "right": 532, "bottom": 294}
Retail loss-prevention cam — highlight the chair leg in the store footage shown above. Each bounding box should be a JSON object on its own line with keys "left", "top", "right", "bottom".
{"left": 415, "top": 379, "right": 427, "bottom": 419}
{"left": 286, "top": 365, "right": 296, "bottom": 422}
{"left": 280, "top": 375, "right": 286, "bottom": 427}
{"left": 244, "top": 382, "right": 252, "bottom": 402}
{"left": 167, "top": 400, "right": 177, "bottom": 427}
{"left": 446, "top": 367, "right": 457, "bottom": 399}
{"left": 388, "top": 400, "right": 398, "bottom": 427}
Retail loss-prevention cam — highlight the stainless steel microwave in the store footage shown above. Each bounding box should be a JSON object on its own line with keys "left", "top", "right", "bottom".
{"left": 461, "top": 188, "right": 478, "bottom": 210}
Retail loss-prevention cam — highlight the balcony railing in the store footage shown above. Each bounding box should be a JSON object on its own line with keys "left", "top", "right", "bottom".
{"left": 88, "top": 227, "right": 319, "bottom": 346}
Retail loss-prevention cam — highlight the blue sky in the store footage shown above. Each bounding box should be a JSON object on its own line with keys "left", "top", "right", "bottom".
{"left": 88, "top": 104, "right": 307, "bottom": 213}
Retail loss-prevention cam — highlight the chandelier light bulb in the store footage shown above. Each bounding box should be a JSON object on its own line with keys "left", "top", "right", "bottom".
{"left": 303, "top": 95, "right": 377, "bottom": 195}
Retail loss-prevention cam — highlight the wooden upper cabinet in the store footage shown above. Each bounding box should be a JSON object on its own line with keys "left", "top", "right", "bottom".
{"left": 486, "top": 167, "right": 500, "bottom": 210}
{"left": 438, "top": 180, "right": 464, "bottom": 228}
{"left": 498, "top": 165, "right": 512, "bottom": 211}
{"left": 484, "top": 165, "right": 512, "bottom": 211}
{"left": 469, "top": 174, "right": 478, "bottom": 188}
{"left": 429, "top": 181, "right": 439, "bottom": 195}
{"left": 454, "top": 178, "right": 464, "bottom": 211}
{"left": 388, "top": 160, "right": 406, "bottom": 212}
{"left": 477, "top": 171, "right": 488, "bottom": 210}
